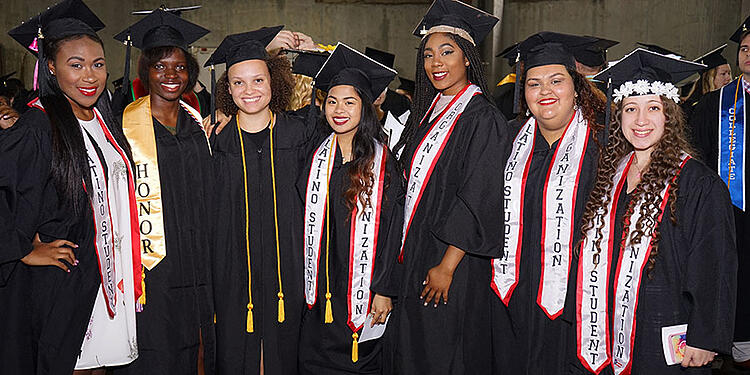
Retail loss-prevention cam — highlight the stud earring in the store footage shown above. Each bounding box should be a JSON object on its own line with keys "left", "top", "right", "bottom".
{"left": 525, "top": 109, "right": 531, "bottom": 117}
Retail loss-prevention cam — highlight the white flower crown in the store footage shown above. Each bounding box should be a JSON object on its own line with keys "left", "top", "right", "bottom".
{"left": 612, "top": 79, "right": 680, "bottom": 104}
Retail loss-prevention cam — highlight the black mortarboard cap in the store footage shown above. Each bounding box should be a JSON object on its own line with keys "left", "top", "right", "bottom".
{"left": 365, "top": 47, "right": 395, "bottom": 69}
{"left": 571, "top": 36, "right": 618, "bottom": 67}
{"left": 694, "top": 44, "right": 729, "bottom": 71}
{"left": 730, "top": 15, "right": 750, "bottom": 43}
{"left": 635, "top": 42, "right": 684, "bottom": 59}
{"left": 0, "top": 72, "right": 17, "bottom": 86}
{"left": 113, "top": 9, "right": 209, "bottom": 51}
{"left": 204, "top": 26, "right": 283, "bottom": 68}
{"left": 8, "top": 0, "right": 105, "bottom": 56}
{"left": 595, "top": 48, "right": 705, "bottom": 89}
{"left": 519, "top": 32, "right": 597, "bottom": 71}
{"left": 290, "top": 50, "right": 330, "bottom": 77}
{"left": 314, "top": 42, "right": 397, "bottom": 102}
{"left": 496, "top": 42, "right": 520, "bottom": 67}
{"left": 412, "top": 0, "right": 499, "bottom": 45}
{"left": 398, "top": 77, "right": 415, "bottom": 93}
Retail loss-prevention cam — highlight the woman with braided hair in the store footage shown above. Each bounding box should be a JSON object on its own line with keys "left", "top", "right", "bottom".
{"left": 488, "top": 32, "right": 607, "bottom": 375}
{"left": 390, "top": 1, "right": 508, "bottom": 374}
{"left": 573, "top": 49, "right": 736, "bottom": 375}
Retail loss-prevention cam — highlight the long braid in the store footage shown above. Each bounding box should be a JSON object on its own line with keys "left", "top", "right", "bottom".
{"left": 393, "top": 33, "right": 492, "bottom": 160}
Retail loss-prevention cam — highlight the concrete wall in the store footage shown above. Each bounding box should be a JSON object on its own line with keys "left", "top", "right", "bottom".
{"left": 0, "top": 0, "right": 746, "bottom": 92}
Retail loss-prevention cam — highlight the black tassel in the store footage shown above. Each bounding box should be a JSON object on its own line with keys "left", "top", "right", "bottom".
{"left": 512, "top": 52, "right": 521, "bottom": 115}
{"left": 210, "top": 65, "right": 216, "bottom": 131}
{"left": 604, "top": 76, "right": 612, "bottom": 146}
{"left": 37, "top": 26, "right": 45, "bottom": 94}
{"left": 122, "top": 34, "right": 131, "bottom": 102}
{"left": 306, "top": 81, "right": 318, "bottom": 130}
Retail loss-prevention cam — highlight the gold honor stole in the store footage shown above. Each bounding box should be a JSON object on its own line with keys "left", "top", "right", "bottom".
{"left": 399, "top": 83, "right": 481, "bottom": 262}
{"left": 491, "top": 110, "right": 590, "bottom": 318}
{"left": 576, "top": 153, "right": 689, "bottom": 374}
{"left": 122, "top": 96, "right": 208, "bottom": 281}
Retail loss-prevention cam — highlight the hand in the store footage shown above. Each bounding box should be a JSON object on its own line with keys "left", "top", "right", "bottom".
{"left": 420, "top": 263, "right": 454, "bottom": 308}
{"left": 370, "top": 294, "right": 392, "bottom": 327}
{"left": 266, "top": 30, "right": 299, "bottom": 56}
{"left": 203, "top": 111, "right": 231, "bottom": 136}
{"left": 0, "top": 104, "right": 19, "bottom": 129}
{"left": 293, "top": 32, "right": 317, "bottom": 51}
{"left": 680, "top": 345, "right": 716, "bottom": 367}
{"left": 21, "top": 234, "right": 78, "bottom": 272}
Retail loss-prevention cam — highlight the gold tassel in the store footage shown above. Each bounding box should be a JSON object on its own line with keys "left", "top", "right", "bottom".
{"left": 246, "top": 303, "right": 254, "bottom": 333}
{"left": 351, "top": 333, "right": 359, "bottom": 363}
{"left": 138, "top": 268, "right": 146, "bottom": 305}
{"left": 277, "top": 292, "right": 285, "bottom": 323}
{"left": 324, "top": 292, "right": 334, "bottom": 323}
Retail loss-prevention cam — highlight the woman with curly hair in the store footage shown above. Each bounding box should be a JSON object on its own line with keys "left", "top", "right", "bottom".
{"left": 574, "top": 49, "right": 736, "bottom": 375}
{"left": 206, "top": 27, "right": 313, "bottom": 375}
{"left": 112, "top": 10, "right": 216, "bottom": 375}
{"left": 389, "top": 2, "right": 507, "bottom": 374}
{"left": 487, "top": 32, "right": 607, "bottom": 375}
{"left": 297, "top": 43, "right": 404, "bottom": 374}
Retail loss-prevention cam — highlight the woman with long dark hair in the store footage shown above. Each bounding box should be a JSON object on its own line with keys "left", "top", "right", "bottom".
{"left": 390, "top": 1, "right": 507, "bottom": 374}
{"left": 1, "top": 1, "right": 142, "bottom": 374}
{"left": 488, "top": 32, "right": 607, "bottom": 375}
{"left": 297, "top": 43, "right": 404, "bottom": 374}
{"left": 206, "top": 27, "right": 308, "bottom": 375}
{"left": 112, "top": 10, "right": 215, "bottom": 375}
{"left": 573, "top": 49, "right": 736, "bottom": 374}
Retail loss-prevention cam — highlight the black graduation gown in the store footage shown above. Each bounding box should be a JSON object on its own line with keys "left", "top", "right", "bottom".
{"left": 297, "top": 145, "right": 405, "bottom": 375}
{"left": 0, "top": 108, "right": 108, "bottom": 375}
{"left": 490, "top": 123, "right": 600, "bottom": 375}
{"left": 689, "top": 89, "right": 750, "bottom": 341}
{"left": 570, "top": 159, "right": 737, "bottom": 374}
{"left": 211, "top": 113, "right": 308, "bottom": 375}
{"left": 492, "top": 82, "right": 516, "bottom": 121}
{"left": 393, "top": 94, "right": 509, "bottom": 375}
{"left": 380, "top": 89, "right": 410, "bottom": 119}
{"left": 113, "top": 108, "right": 216, "bottom": 375}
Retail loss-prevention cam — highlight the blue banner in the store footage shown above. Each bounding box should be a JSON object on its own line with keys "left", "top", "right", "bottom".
{"left": 719, "top": 78, "right": 746, "bottom": 211}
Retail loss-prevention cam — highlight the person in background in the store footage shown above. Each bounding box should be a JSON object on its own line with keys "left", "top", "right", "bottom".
{"left": 682, "top": 45, "right": 733, "bottom": 122}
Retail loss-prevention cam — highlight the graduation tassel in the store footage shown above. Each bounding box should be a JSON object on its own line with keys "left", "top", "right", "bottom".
{"left": 324, "top": 293, "right": 334, "bottom": 323}
{"left": 268, "top": 120, "right": 285, "bottom": 323}
{"left": 122, "top": 34, "right": 131, "bottom": 102}
{"left": 512, "top": 51, "right": 521, "bottom": 116}
{"left": 306, "top": 80, "right": 318, "bottom": 130}
{"left": 137, "top": 266, "right": 146, "bottom": 307}
{"left": 210, "top": 65, "right": 216, "bottom": 130}
{"left": 604, "top": 76, "right": 613, "bottom": 146}
{"left": 34, "top": 27, "right": 44, "bottom": 92}
{"left": 351, "top": 333, "right": 359, "bottom": 363}
{"left": 238, "top": 117, "right": 255, "bottom": 333}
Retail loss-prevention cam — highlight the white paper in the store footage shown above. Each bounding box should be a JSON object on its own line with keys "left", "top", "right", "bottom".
{"left": 358, "top": 313, "right": 391, "bottom": 344}
{"left": 384, "top": 111, "right": 407, "bottom": 150}
{"left": 661, "top": 323, "right": 688, "bottom": 365}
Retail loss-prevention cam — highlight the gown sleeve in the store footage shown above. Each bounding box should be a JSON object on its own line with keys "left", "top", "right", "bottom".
{"left": 433, "top": 104, "right": 509, "bottom": 258}
{"left": 370, "top": 153, "right": 405, "bottom": 297}
{"left": 681, "top": 171, "right": 737, "bottom": 354}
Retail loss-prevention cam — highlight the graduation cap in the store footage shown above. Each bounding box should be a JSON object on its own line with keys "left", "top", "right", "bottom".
{"left": 0, "top": 72, "right": 17, "bottom": 87}
{"left": 290, "top": 50, "right": 330, "bottom": 77}
{"left": 114, "top": 9, "right": 209, "bottom": 51}
{"left": 496, "top": 42, "right": 520, "bottom": 67}
{"left": 131, "top": 4, "right": 201, "bottom": 16}
{"left": 730, "top": 15, "right": 750, "bottom": 43}
{"left": 8, "top": 0, "right": 105, "bottom": 57}
{"left": 412, "top": 0, "right": 499, "bottom": 46}
{"left": 204, "top": 26, "right": 282, "bottom": 68}
{"left": 314, "top": 42, "right": 397, "bottom": 102}
{"left": 364, "top": 47, "right": 395, "bottom": 69}
{"left": 398, "top": 77, "right": 415, "bottom": 94}
{"left": 694, "top": 44, "right": 729, "bottom": 71}
{"left": 572, "top": 36, "right": 618, "bottom": 68}
{"left": 593, "top": 48, "right": 705, "bottom": 141}
{"left": 636, "top": 42, "right": 684, "bottom": 59}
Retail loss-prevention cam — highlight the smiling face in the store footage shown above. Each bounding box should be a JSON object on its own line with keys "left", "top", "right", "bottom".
{"left": 325, "top": 85, "right": 362, "bottom": 138}
{"left": 228, "top": 59, "right": 272, "bottom": 116}
{"left": 713, "top": 63, "right": 733, "bottom": 89}
{"left": 524, "top": 64, "right": 576, "bottom": 133}
{"left": 48, "top": 36, "right": 106, "bottom": 118}
{"left": 147, "top": 48, "right": 189, "bottom": 102}
{"left": 620, "top": 94, "right": 666, "bottom": 156}
{"left": 423, "top": 32, "right": 469, "bottom": 96}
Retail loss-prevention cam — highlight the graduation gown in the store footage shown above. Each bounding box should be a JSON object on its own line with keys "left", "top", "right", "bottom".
{"left": 492, "top": 82, "right": 516, "bottom": 121}
{"left": 570, "top": 159, "right": 736, "bottom": 374}
{"left": 211, "top": 113, "right": 308, "bottom": 375}
{"left": 297, "top": 144, "right": 405, "bottom": 375}
{"left": 394, "top": 94, "right": 509, "bottom": 375}
{"left": 0, "top": 108, "right": 113, "bottom": 374}
{"left": 113, "top": 108, "right": 216, "bottom": 375}
{"left": 490, "top": 122, "right": 600, "bottom": 375}
{"left": 689, "top": 88, "right": 750, "bottom": 341}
